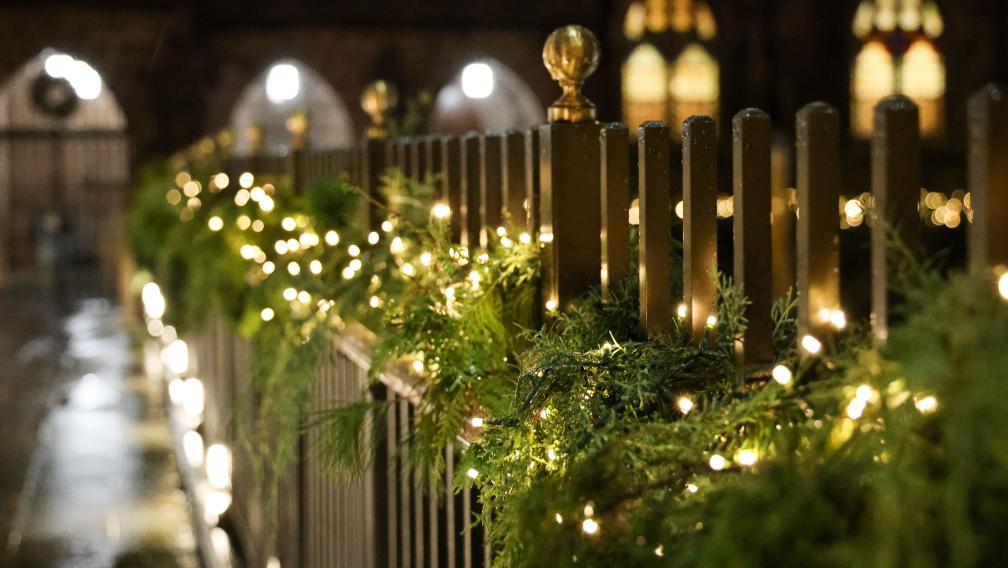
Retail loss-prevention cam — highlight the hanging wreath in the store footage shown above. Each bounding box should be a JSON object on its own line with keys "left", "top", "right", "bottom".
{"left": 31, "top": 72, "right": 79, "bottom": 119}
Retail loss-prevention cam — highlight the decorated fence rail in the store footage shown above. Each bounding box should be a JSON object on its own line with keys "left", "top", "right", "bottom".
{"left": 165, "top": 24, "right": 1008, "bottom": 568}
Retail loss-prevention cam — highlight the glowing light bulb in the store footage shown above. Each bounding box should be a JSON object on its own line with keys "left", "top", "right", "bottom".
{"left": 368, "top": 231, "right": 380, "bottom": 245}
{"left": 801, "top": 334, "right": 822, "bottom": 354}
{"left": 369, "top": 295, "right": 381, "bottom": 308}
{"left": 287, "top": 262, "right": 300, "bottom": 276}
{"left": 348, "top": 245, "right": 361, "bottom": 257}
{"left": 297, "top": 290, "right": 311, "bottom": 304}
{"left": 555, "top": 513, "right": 563, "bottom": 524}
{"left": 547, "top": 448, "right": 558, "bottom": 461}
{"left": 709, "top": 454, "right": 727, "bottom": 471}
{"left": 706, "top": 314, "right": 717, "bottom": 327}
{"left": 460, "top": 62, "right": 494, "bottom": 98}
{"left": 431, "top": 202, "right": 451, "bottom": 219}
{"left": 234, "top": 189, "right": 251, "bottom": 206}
{"left": 183, "top": 431, "right": 204, "bottom": 468}
{"left": 470, "top": 416, "right": 484, "bottom": 428}
{"left": 309, "top": 260, "right": 322, "bottom": 274}
{"left": 736, "top": 449, "right": 758, "bottom": 466}
{"left": 915, "top": 395, "right": 938, "bottom": 414}
{"left": 401, "top": 263, "right": 415, "bottom": 277}
{"left": 420, "top": 252, "right": 432, "bottom": 266}
{"left": 772, "top": 365, "right": 793, "bottom": 385}
{"left": 265, "top": 62, "right": 300, "bottom": 103}
{"left": 349, "top": 259, "right": 362, "bottom": 271}
{"left": 381, "top": 220, "right": 394, "bottom": 232}
{"left": 208, "top": 216, "right": 224, "bottom": 231}
{"left": 412, "top": 359, "right": 424, "bottom": 373}
{"left": 466, "top": 468, "right": 479, "bottom": 479}
{"left": 677, "top": 396, "right": 694, "bottom": 414}
{"left": 258, "top": 196, "right": 275, "bottom": 212}
{"left": 325, "top": 230, "right": 340, "bottom": 246}
{"left": 262, "top": 261, "right": 275, "bottom": 275}
{"left": 390, "top": 237, "right": 405, "bottom": 255}
{"left": 239, "top": 172, "right": 254, "bottom": 189}
{"left": 830, "top": 310, "right": 847, "bottom": 330}
{"left": 282, "top": 217, "right": 296, "bottom": 231}
{"left": 581, "top": 518, "right": 599, "bottom": 535}
{"left": 237, "top": 215, "right": 252, "bottom": 230}
{"left": 519, "top": 232, "right": 531, "bottom": 244}
{"left": 545, "top": 299, "right": 558, "bottom": 312}
{"left": 205, "top": 444, "right": 232, "bottom": 489}
{"left": 283, "top": 288, "right": 297, "bottom": 301}
{"left": 249, "top": 186, "right": 265, "bottom": 202}
{"left": 686, "top": 483, "right": 698, "bottom": 494}
{"left": 999, "top": 272, "right": 1008, "bottom": 300}
{"left": 677, "top": 303, "right": 687, "bottom": 318}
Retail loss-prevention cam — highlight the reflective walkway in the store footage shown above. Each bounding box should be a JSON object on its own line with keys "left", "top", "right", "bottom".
{"left": 0, "top": 284, "right": 197, "bottom": 568}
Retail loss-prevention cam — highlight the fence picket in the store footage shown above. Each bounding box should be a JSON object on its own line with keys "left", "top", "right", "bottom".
{"left": 600, "top": 123, "right": 631, "bottom": 300}
{"left": 441, "top": 136, "right": 463, "bottom": 242}
{"left": 871, "top": 95, "right": 920, "bottom": 343}
{"left": 503, "top": 129, "right": 527, "bottom": 227}
{"left": 968, "top": 84, "right": 1008, "bottom": 272}
{"left": 683, "top": 116, "right": 717, "bottom": 342}
{"left": 796, "top": 102, "right": 840, "bottom": 339}
{"left": 733, "top": 109, "right": 773, "bottom": 364}
{"left": 462, "top": 134, "right": 482, "bottom": 249}
{"left": 638, "top": 121, "right": 673, "bottom": 337}
{"left": 525, "top": 129, "right": 541, "bottom": 234}
{"left": 480, "top": 133, "right": 504, "bottom": 246}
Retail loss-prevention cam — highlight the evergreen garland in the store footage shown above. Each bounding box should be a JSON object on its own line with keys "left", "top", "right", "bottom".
{"left": 127, "top": 158, "right": 1008, "bottom": 566}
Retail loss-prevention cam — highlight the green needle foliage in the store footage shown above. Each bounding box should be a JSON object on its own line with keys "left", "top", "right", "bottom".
{"left": 128, "top": 154, "right": 1008, "bottom": 567}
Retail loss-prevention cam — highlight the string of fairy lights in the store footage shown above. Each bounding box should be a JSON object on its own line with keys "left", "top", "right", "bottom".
{"left": 146, "top": 164, "right": 1008, "bottom": 550}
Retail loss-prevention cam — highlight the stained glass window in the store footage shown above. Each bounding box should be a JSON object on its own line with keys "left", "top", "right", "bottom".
{"left": 851, "top": 0, "right": 945, "bottom": 138}
{"left": 621, "top": 0, "right": 719, "bottom": 137}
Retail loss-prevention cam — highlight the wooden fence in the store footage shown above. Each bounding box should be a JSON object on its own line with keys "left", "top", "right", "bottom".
{"left": 178, "top": 25, "right": 1008, "bottom": 568}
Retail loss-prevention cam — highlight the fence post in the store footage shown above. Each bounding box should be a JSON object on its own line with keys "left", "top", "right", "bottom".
{"left": 796, "top": 102, "right": 840, "bottom": 340}
{"left": 502, "top": 129, "right": 528, "bottom": 227}
{"left": 733, "top": 109, "right": 773, "bottom": 364}
{"left": 538, "top": 25, "right": 602, "bottom": 312}
{"left": 638, "top": 121, "right": 673, "bottom": 337}
{"left": 360, "top": 81, "right": 396, "bottom": 230}
{"left": 480, "top": 133, "right": 504, "bottom": 246}
{"left": 683, "top": 116, "right": 717, "bottom": 342}
{"left": 871, "top": 95, "right": 920, "bottom": 343}
{"left": 600, "top": 123, "right": 631, "bottom": 299}
{"left": 771, "top": 134, "right": 795, "bottom": 300}
{"left": 968, "top": 84, "right": 1008, "bottom": 272}
{"left": 461, "top": 133, "right": 482, "bottom": 249}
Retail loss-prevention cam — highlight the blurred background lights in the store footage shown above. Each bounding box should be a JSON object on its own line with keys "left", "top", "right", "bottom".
{"left": 265, "top": 62, "right": 300, "bottom": 103}
{"left": 461, "top": 62, "right": 494, "bottom": 99}
{"left": 44, "top": 51, "right": 103, "bottom": 100}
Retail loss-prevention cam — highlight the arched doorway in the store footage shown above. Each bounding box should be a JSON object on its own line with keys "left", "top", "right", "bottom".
{"left": 428, "top": 59, "right": 544, "bottom": 134}
{"left": 0, "top": 49, "right": 129, "bottom": 295}
{"left": 230, "top": 59, "right": 354, "bottom": 156}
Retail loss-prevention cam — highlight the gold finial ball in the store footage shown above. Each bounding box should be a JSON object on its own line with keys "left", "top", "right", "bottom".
{"left": 361, "top": 80, "right": 397, "bottom": 120}
{"left": 542, "top": 25, "right": 600, "bottom": 123}
{"left": 361, "top": 80, "right": 397, "bottom": 138}
{"left": 543, "top": 25, "right": 600, "bottom": 90}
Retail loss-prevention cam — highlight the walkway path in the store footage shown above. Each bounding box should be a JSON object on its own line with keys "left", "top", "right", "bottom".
{"left": 0, "top": 283, "right": 198, "bottom": 568}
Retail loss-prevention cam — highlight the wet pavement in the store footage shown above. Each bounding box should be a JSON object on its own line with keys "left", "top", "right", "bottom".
{"left": 0, "top": 280, "right": 197, "bottom": 568}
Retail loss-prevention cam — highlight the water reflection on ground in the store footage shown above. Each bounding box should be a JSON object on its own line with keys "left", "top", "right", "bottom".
{"left": 0, "top": 285, "right": 196, "bottom": 567}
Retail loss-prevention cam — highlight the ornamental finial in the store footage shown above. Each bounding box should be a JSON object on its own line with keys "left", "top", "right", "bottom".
{"left": 542, "top": 25, "right": 600, "bottom": 123}
{"left": 361, "top": 80, "right": 397, "bottom": 139}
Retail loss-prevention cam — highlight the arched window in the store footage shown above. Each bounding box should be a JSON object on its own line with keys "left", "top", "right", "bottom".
{"left": 850, "top": 0, "right": 945, "bottom": 138}
{"left": 230, "top": 59, "right": 354, "bottom": 156}
{"left": 429, "top": 59, "right": 544, "bottom": 134}
{"left": 0, "top": 49, "right": 129, "bottom": 282}
{"left": 621, "top": 0, "right": 719, "bottom": 137}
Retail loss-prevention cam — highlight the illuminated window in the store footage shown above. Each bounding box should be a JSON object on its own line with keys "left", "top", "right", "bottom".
{"left": 850, "top": 0, "right": 945, "bottom": 138}
{"left": 669, "top": 44, "right": 719, "bottom": 129}
{"left": 621, "top": 0, "right": 719, "bottom": 137}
